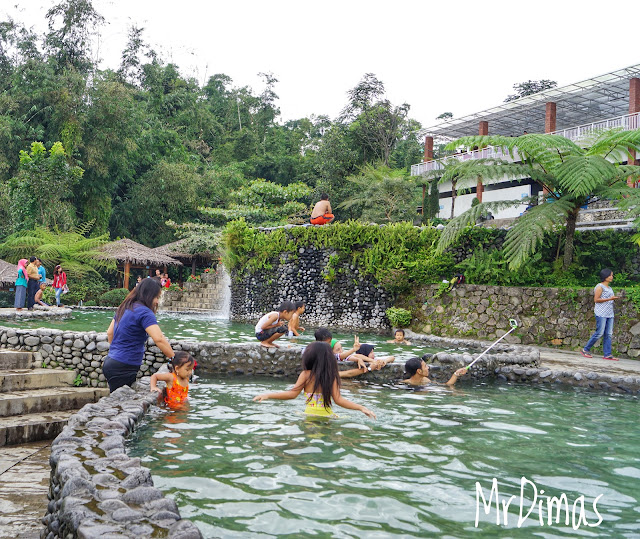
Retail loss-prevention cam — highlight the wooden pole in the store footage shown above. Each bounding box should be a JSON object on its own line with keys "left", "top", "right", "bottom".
{"left": 191, "top": 260, "right": 196, "bottom": 276}
{"left": 124, "top": 261, "right": 131, "bottom": 290}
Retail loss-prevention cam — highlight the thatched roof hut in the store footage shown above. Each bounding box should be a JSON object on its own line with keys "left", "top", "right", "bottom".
{"left": 0, "top": 258, "right": 17, "bottom": 289}
{"left": 98, "top": 238, "right": 182, "bottom": 289}
{"left": 153, "top": 240, "right": 216, "bottom": 275}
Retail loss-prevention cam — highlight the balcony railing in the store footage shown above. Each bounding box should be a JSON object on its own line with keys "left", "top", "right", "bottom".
{"left": 411, "top": 112, "right": 640, "bottom": 176}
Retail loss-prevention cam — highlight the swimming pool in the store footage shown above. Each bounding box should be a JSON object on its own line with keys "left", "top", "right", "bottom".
{"left": 127, "top": 378, "right": 639, "bottom": 538}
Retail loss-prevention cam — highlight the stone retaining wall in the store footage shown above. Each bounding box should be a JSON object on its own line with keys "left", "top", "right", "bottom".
{"left": 42, "top": 382, "right": 202, "bottom": 538}
{"left": 410, "top": 284, "right": 640, "bottom": 357}
{"left": 230, "top": 246, "right": 390, "bottom": 330}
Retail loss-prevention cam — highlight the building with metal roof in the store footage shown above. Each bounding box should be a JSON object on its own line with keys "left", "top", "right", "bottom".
{"left": 412, "top": 64, "right": 640, "bottom": 219}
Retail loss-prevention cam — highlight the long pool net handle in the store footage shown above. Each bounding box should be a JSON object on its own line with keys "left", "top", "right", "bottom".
{"left": 465, "top": 319, "right": 518, "bottom": 370}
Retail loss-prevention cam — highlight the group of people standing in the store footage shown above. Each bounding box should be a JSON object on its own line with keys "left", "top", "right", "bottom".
{"left": 14, "top": 257, "right": 67, "bottom": 310}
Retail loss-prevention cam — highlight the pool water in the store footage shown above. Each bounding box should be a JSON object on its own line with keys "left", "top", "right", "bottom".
{"left": 128, "top": 378, "right": 639, "bottom": 538}
{"left": 0, "top": 310, "right": 445, "bottom": 361}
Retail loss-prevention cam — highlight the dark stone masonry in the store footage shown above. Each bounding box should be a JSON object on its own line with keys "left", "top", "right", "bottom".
{"left": 230, "top": 246, "right": 390, "bottom": 330}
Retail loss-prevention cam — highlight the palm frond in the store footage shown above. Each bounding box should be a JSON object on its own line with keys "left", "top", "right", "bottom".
{"left": 502, "top": 197, "right": 575, "bottom": 269}
{"left": 555, "top": 155, "right": 617, "bottom": 198}
{"left": 586, "top": 129, "right": 640, "bottom": 158}
{"left": 435, "top": 200, "right": 525, "bottom": 255}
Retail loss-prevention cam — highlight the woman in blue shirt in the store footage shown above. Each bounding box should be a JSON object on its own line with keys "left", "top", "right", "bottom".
{"left": 103, "top": 279, "right": 175, "bottom": 392}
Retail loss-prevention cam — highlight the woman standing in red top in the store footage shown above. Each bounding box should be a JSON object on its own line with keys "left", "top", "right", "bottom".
{"left": 52, "top": 265, "right": 67, "bottom": 307}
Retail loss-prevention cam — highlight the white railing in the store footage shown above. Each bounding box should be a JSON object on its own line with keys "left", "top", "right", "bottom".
{"left": 411, "top": 112, "right": 640, "bottom": 176}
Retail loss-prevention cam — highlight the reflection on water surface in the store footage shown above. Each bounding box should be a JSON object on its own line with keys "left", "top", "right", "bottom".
{"left": 128, "top": 378, "right": 640, "bottom": 538}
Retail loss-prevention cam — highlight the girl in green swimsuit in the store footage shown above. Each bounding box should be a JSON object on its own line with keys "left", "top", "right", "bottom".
{"left": 253, "top": 342, "right": 376, "bottom": 419}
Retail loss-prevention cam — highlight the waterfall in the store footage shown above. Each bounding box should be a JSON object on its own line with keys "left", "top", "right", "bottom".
{"left": 210, "top": 265, "right": 231, "bottom": 319}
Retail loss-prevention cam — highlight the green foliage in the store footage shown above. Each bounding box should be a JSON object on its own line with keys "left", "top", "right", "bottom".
{"left": 433, "top": 130, "right": 640, "bottom": 270}
{"left": 223, "top": 219, "right": 455, "bottom": 289}
{"left": 8, "top": 141, "right": 83, "bottom": 232}
{"left": 199, "top": 179, "right": 311, "bottom": 227}
{"left": 0, "top": 222, "right": 114, "bottom": 279}
{"left": 97, "top": 288, "right": 129, "bottom": 306}
{"left": 72, "top": 373, "right": 83, "bottom": 387}
{"left": 385, "top": 307, "right": 412, "bottom": 327}
{"left": 339, "top": 164, "right": 419, "bottom": 223}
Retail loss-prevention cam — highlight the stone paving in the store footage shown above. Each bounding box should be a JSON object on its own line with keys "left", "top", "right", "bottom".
{"left": 538, "top": 346, "right": 640, "bottom": 377}
{"left": 0, "top": 440, "right": 51, "bottom": 539}
{"left": 0, "top": 307, "right": 72, "bottom": 320}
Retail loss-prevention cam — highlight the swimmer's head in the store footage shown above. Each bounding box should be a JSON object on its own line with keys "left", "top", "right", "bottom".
{"left": 358, "top": 343, "right": 375, "bottom": 359}
{"left": 276, "top": 301, "right": 296, "bottom": 320}
{"left": 394, "top": 329, "right": 405, "bottom": 340}
{"left": 404, "top": 357, "right": 428, "bottom": 378}
{"left": 294, "top": 300, "right": 305, "bottom": 314}
{"left": 314, "top": 328, "right": 332, "bottom": 342}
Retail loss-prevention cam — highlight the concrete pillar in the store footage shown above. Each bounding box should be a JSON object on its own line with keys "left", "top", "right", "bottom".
{"left": 629, "top": 78, "right": 640, "bottom": 172}
{"left": 476, "top": 122, "right": 488, "bottom": 201}
{"left": 545, "top": 102, "right": 556, "bottom": 133}
{"left": 424, "top": 136, "right": 434, "bottom": 161}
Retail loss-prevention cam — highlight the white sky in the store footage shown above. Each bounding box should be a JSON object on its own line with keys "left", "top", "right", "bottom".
{"left": 4, "top": 0, "right": 640, "bottom": 128}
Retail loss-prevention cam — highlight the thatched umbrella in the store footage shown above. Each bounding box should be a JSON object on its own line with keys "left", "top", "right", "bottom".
{"left": 0, "top": 258, "right": 17, "bottom": 290}
{"left": 153, "top": 240, "right": 215, "bottom": 276}
{"left": 97, "top": 238, "right": 182, "bottom": 289}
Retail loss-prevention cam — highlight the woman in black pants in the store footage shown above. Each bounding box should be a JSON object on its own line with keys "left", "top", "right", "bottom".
{"left": 103, "top": 279, "right": 175, "bottom": 392}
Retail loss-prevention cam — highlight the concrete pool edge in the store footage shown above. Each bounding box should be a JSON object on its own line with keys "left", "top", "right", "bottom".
{"left": 42, "top": 381, "right": 203, "bottom": 538}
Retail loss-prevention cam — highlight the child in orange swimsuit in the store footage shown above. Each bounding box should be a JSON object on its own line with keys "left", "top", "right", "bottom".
{"left": 150, "top": 351, "right": 195, "bottom": 409}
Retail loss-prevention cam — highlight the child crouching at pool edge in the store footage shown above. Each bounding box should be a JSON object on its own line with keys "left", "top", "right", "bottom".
{"left": 253, "top": 341, "right": 376, "bottom": 419}
{"left": 150, "top": 351, "right": 195, "bottom": 408}
{"left": 255, "top": 301, "right": 296, "bottom": 348}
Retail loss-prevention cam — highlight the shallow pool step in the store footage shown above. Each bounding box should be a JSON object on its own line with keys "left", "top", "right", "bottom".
{"left": 0, "top": 410, "right": 79, "bottom": 447}
{"left": 0, "top": 351, "right": 33, "bottom": 371}
{"left": 0, "top": 387, "right": 109, "bottom": 417}
{"left": 0, "top": 369, "right": 76, "bottom": 393}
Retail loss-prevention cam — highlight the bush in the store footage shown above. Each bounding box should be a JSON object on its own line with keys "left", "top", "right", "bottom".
{"left": 0, "top": 291, "right": 13, "bottom": 308}
{"left": 386, "top": 307, "right": 412, "bottom": 327}
{"left": 98, "top": 288, "right": 130, "bottom": 307}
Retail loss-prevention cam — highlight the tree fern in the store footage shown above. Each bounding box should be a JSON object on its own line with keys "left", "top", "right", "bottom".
{"left": 502, "top": 197, "right": 574, "bottom": 269}
{"left": 435, "top": 200, "right": 524, "bottom": 255}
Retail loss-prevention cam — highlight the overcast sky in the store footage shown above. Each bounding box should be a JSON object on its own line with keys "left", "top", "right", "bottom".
{"left": 4, "top": 0, "right": 640, "bottom": 128}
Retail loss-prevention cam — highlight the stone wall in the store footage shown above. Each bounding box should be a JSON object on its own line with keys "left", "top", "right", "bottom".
{"left": 43, "top": 383, "right": 202, "bottom": 538}
{"left": 409, "top": 284, "right": 640, "bottom": 357}
{"left": 230, "top": 246, "right": 390, "bottom": 330}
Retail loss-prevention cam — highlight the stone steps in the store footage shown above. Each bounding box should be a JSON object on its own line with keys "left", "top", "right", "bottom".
{"left": 0, "top": 410, "right": 78, "bottom": 446}
{"left": 0, "top": 387, "right": 108, "bottom": 417}
{"left": 0, "top": 351, "right": 107, "bottom": 446}
{"left": 0, "top": 368, "right": 76, "bottom": 392}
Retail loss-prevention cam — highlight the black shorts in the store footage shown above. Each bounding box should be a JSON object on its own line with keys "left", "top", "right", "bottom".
{"left": 102, "top": 355, "right": 140, "bottom": 392}
{"left": 256, "top": 327, "right": 286, "bottom": 341}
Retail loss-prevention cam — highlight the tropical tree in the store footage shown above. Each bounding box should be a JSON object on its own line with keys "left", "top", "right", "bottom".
{"left": 8, "top": 141, "right": 83, "bottom": 232}
{"left": 427, "top": 130, "right": 640, "bottom": 270}
{"left": 339, "top": 165, "right": 418, "bottom": 223}
{"left": 0, "top": 222, "right": 114, "bottom": 278}
{"left": 504, "top": 80, "right": 557, "bottom": 102}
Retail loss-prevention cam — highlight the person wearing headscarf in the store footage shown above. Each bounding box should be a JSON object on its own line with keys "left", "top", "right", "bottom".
{"left": 14, "top": 259, "right": 28, "bottom": 310}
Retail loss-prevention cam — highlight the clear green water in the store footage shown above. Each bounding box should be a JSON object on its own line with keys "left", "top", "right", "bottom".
{"left": 0, "top": 310, "right": 445, "bottom": 360}
{"left": 128, "top": 378, "right": 639, "bottom": 538}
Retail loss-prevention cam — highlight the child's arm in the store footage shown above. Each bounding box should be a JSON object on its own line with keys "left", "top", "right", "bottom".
{"left": 150, "top": 371, "right": 174, "bottom": 392}
{"left": 445, "top": 368, "right": 468, "bottom": 387}
{"left": 339, "top": 367, "right": 368, "bottom": 378}
{"left": 338, "top": 336, "right": 360, "bottom": 360}
{"left": 332, "top": 381, "right": 376, "bottom": 419}
{"left": 253, "top": 372, "right": 307, "bottom": 402}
